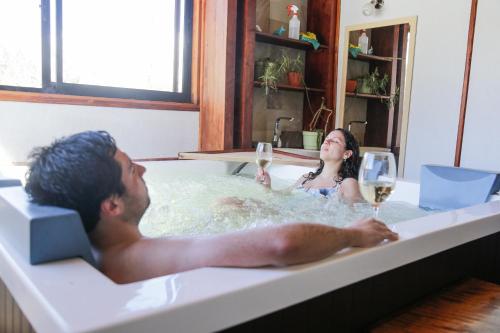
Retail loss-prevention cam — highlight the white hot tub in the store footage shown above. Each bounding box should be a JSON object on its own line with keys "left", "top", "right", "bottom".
{"left": 0, "top": 160, "right": 499, "bottom": 333}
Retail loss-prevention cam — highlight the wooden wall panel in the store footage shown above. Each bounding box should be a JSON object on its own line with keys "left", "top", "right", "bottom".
{"left": 234, "top": 0, "right": 256, "bottom": 148}
{"left": 0, "top": 278, "right": 35, "bottom": 333}
{"left": 454, "top": 0, "right": 478, "bottom": 167}
{"left": 198, "top": 0, "right": 237, "bottom": 151}
{"left": 303, "top": 0, "right": 339, "bottom": 133}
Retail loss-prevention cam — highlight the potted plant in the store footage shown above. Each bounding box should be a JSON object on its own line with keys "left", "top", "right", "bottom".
{"left": 279, "top": 54, "right": 304, "bottom": 87}
{"left": 258, "top": 59, "right": 281, "bottom": 95}
{"left": 279, "top": 53, "right": 315, "bottom": 115}
{"left": 356, "top": 67, "right": 399, "bottom": 108}
{"left": 302, "top": 97, "right": 334, "bottom": 150}
{"left": 357, "top": 67, "right": 389, "bottom": 95}
{"left": 259, "top": 54, "right": 305, "bottom": 94}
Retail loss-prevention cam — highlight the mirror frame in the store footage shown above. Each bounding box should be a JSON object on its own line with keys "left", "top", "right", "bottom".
{"left": 337, "top": 16, "right": 417, "bottom": 177}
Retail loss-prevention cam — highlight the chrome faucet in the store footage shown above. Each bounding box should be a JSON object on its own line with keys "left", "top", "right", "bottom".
{"left": 347, "top": 120, "right": 368, "bottom": 132}
{"left": 272, "top": 117, "right": 294, "bottom": 148}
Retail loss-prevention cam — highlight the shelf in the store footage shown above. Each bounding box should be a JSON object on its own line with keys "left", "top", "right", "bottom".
{"left": 348, "top": 53, "right": 401, "bottom": 62}
{"left": 255, "top": 32, "right": 328, "bottom": 50}
{"left": 254, "top": 81, "right": 325, "bottom": 93}
{"left": 345, "top": 92, "right": 390, "bottom": 100}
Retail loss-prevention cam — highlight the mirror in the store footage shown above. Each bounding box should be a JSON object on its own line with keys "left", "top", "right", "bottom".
{"left": 338, "top": 17, "right": 417, "bottom": 177}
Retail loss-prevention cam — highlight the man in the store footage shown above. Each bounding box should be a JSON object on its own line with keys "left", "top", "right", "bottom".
{"left": 26, "top": 131, "right": 398, "bottom": 284}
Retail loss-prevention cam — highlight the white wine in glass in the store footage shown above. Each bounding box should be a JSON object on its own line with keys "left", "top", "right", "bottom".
{"left": 358, "top": 152, "right": 397, "bottom": 218}
{"left": 256, "top": 142, "right": 273, "bottom": 170}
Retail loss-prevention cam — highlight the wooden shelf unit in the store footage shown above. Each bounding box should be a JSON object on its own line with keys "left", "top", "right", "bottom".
{"left": 348, "top": 53, "right": 400, "bottom": 62}
{"left": 346, "top": 92, "right": 390, "bottom": 100}
{"left": 343, "top": 24, "right": 409, "bottom": 163}
{"left": 255, "top": 31, "right": 328, "bottom": 50}
{"left": 253, "top": 81, "right": 325, "bottom": 93}
{"left": 234, "top": 0, "right": 340, "bottom": 148}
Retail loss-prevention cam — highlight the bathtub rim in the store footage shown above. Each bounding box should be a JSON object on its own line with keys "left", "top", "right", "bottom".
{"left": 0, "top": 160, "right": 500, "bottom": 333}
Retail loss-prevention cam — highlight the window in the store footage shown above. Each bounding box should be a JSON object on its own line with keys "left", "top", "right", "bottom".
{"left": 0, "top": 0, "right": 193, "bottom": 103}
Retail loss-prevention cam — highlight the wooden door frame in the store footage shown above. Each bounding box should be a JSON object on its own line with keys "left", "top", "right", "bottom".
{"left": 337, "top": 16, "right": 418, "bottom": 178}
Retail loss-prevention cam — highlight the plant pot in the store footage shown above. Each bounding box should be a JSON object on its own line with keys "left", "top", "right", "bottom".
{"left": 346, "top": 79, "right": 357, "bottom": 93}
{"left": 357, "top": 78, "right": 373, "bottom": 94}
{"left": 254, "top": 59, "right": 266, "bottom": 81}
{"left": 287, "top": 72, "right": 302, "bottom": 87}
{"left": 302, "top": 130, "right": 324, "bottom": 150}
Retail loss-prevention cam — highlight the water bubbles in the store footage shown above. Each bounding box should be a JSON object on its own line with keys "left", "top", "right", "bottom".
{"left": 139, "top": 173, "right": 430, "bottom": 238}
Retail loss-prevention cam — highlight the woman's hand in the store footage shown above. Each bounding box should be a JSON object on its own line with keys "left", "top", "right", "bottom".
{"left": 255, "top": 167, "right": 271, "bottom": 188}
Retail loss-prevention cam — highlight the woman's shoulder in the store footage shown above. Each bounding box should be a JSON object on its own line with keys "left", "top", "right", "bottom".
{"left": 341, "top": 177, "right": 358, "bottom": 185}
{"left": 339, "top": 177, "right": 363, "bottom": 202}
{"left": 340, "top": 177, "right": 359, "bottom": 191}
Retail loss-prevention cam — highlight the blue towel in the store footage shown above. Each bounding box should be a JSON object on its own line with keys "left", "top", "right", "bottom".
{"left": 419, "top": 165, "right": 500, "bottom": 211}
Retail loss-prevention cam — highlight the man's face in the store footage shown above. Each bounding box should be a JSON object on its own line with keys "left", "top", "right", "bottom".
{"left": 114, "top": 149, "right": 150, "bottom": 224}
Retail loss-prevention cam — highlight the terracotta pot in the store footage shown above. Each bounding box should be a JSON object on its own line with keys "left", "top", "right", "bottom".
{"left": 346, "top": 79, "right": 357, "bottom": 93}
{"left": 287, "top": 72, "right": 302, "bottom": 87}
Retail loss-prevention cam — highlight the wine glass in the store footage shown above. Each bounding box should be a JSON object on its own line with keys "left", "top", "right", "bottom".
{"left": 256, "top": 142, "right": 273, "bottom": 170}
{"left": 358, "top": 152, "right": 397, "bottom": 219}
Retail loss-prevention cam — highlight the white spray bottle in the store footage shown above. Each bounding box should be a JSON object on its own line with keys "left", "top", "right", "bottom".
{"left": 358, "top": 29, "right": 369, "bottom": 54}
{"left": 287, "top": 4, "right": 300, "bottom": 40}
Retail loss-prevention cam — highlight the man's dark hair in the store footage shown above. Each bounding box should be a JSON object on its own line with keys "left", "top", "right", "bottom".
{"left": 25, "top": 131, "right": 125, "bottom": 233}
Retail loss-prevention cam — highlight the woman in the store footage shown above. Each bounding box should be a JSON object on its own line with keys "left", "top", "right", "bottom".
{"left": 257, "top": 128, "right": 364, "bottom": 203}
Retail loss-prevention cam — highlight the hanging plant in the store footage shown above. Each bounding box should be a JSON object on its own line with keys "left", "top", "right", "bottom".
{"left": 258, "top": 60, "right": 280, "bottom": 95}
{"left": 307, "top": 97, "right": 334, "bottom": 133}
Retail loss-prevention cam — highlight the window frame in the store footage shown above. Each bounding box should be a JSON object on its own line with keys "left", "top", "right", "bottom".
{"left": 0, "top": 0, "right": 196, "bottom": 110}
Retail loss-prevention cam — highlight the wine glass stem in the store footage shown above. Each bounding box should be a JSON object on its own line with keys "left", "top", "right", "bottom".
{"left": 373, "top": 205, "right": 380, "bottom": 219}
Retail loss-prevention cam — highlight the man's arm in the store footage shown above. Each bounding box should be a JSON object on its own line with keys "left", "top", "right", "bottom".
{"left": 108, "top": 218, "right": 397, "bottom": 283}
{"left": 189, "top": 218, "right": 397, "bottom": 267}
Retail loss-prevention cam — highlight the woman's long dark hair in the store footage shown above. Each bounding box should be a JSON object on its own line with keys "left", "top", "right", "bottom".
{"left": 302, "top": 128, "right": 360, "bottom": 185}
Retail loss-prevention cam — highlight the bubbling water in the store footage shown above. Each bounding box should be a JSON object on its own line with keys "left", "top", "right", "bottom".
{"left": 139, "top": 172, "right": 429, "bottom": 238}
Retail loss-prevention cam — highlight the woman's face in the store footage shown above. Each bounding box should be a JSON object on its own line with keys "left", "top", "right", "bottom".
{"left": 320, "top": 130, "right": 352, "bottom": 162}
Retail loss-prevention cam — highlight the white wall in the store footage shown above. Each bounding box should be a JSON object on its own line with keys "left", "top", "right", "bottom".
{"left": 0, "top": 102, "right": 199, "bottom": 163}
{"left": 337, "top": 0, "right": 472, "bottom": 180}
{"left": 460, "top": 0, "right": 500, "bottom": 171}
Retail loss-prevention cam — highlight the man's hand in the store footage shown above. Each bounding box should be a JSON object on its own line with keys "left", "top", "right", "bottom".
{"left": 255, "top": 167, "right": 271, "bottom": 188}
{"left": 346, "top": 218, "right": 398, "bottom": 247}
